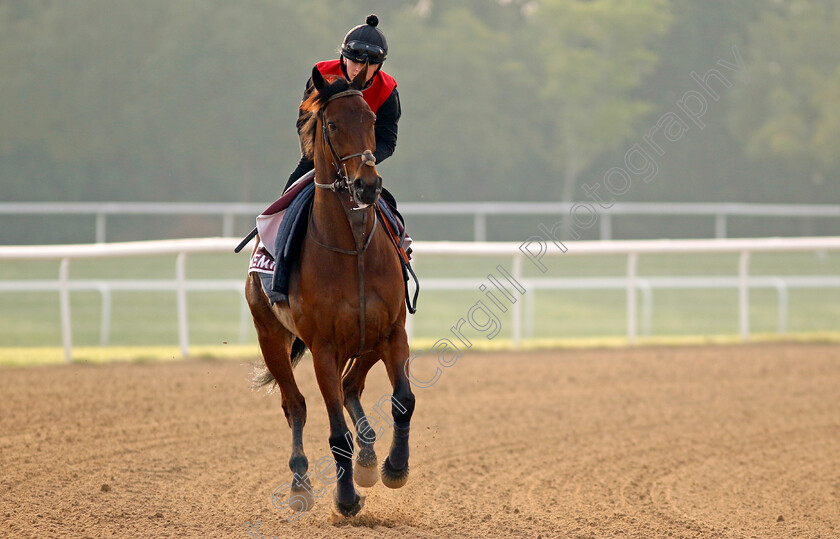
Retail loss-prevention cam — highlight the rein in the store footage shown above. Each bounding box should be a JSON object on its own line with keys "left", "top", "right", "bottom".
{"left": 308, "top": 207, "right": 378, "bottom": 256}
{"left": 309, "top": 88, "right": 379, "bottom": 358}
{"left": 313, "top": 89, "right": 377, "bottom": 193}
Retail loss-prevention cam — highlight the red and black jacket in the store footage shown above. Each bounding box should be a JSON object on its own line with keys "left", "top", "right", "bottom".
{"left": 287, "top": 59, "right": 401, "bottom": 188}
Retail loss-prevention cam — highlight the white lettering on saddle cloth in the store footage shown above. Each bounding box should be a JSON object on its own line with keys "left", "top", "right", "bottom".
{"left": 249, "top": 243, "right": 276, "bottom": 274}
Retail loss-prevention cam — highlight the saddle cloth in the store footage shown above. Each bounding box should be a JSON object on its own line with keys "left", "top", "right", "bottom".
{"left": 249, "top": 172, "right": 411, "bottom": 305}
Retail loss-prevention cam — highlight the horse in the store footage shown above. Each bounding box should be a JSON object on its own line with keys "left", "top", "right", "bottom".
{"left": 245, "top": 63, "right": 414, "bottom": 518}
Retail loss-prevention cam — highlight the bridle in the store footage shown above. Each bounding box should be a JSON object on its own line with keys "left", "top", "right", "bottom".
{"left": 309, "top": 88, "right": 381, "bottom": 359}
{"left": 312, "top": 89, "right": 379, "bottom": 199}
{"left": 310, "top": 87, "right": 380, "bottom": 252}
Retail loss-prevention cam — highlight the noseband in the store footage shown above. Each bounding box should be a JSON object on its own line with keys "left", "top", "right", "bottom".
{"left": 313, "top": 89, "right": 377, "bottom": 193}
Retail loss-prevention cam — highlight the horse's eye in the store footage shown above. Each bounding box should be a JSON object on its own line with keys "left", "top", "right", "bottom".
{"left": 327, "top": 122, "right": 338, "bottom": 132}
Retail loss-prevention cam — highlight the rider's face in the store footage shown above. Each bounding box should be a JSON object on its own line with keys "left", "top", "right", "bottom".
{"left": 344, "top": 58, "right": 378, "bottom": 84}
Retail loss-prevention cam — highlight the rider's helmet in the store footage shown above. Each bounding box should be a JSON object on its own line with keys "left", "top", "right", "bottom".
{"left": 340, "top": 14, "right": 388, "bottom": 65}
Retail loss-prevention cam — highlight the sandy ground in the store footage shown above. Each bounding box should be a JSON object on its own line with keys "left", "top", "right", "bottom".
{"left": 2, "top": 343, "right": 839, "bottom": 538}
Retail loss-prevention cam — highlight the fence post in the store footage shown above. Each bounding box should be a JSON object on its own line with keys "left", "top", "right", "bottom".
{"left": 512, "top": 253, "right": 523, "bottom": 348}
{"left": 600, "top": 213, "right": 612, "bottom": 241}
{"left": 473, "top": 213, "right": 487, "bottom": 242}
{"left": 59, "top": 258, "right": 73, "bottom": 362}
{"left": 739, "top": 251, "right": 750, "bottom": 340}
{"left": 99, "top": 285, "right": 112, "bottom": 346}
{"left": 638, "top": 279, "right": 652, "bottom": 337}
{"left": 223, "top": 214, "right": 234, "bottom": 237}
{"left": 176, "top": 253, "right": 189, "bottom": 357}
{"left": 238, "top": 290, "right": 251, "bottom": 344}
{"left": 95, "top": 213, "right": 106, "bottom": 243}
{"left": 715, "top": 214, "right": 727, "bottom": 239}
{"left": 524, "top": 281, "right": 536, "bottom": 340}
{"left": 626, "top": 253, "right": 638, "bottom": 343}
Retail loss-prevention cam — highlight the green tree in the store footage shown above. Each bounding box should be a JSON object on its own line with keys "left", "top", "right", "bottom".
{"left": 0, "top": 0, "right": 355, "bottom": 202}
{"left": 385, "top": 1, "right": 543, "bottom": 203}
{"left": 589, "top": 0, "right": 766, "bottom": 213}
{"left": 528, "top": 0, "right": 673, "bottom": 210}
{"left": 727, "top": 0, "right": 840, "bottom": 203}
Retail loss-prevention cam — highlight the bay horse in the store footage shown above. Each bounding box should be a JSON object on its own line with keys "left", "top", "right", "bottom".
{"left": 245, "top": 63, "right": 414, "bottom": 517}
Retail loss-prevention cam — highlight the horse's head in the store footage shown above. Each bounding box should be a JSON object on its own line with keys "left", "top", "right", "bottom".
{"left": 300, "top": 64, "right": 382, "bottom": 208}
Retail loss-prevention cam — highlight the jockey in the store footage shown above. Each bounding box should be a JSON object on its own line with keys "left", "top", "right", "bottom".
{"left": 235, "top": 14, "right": 410, "bottom": 262}
{"left": 284, "top": 14, "right": 402, "bottom": 216}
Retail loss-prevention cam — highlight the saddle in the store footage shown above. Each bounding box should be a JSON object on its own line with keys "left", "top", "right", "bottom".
{"left": 245, "top": 173, "right": 417, "bottom": 312}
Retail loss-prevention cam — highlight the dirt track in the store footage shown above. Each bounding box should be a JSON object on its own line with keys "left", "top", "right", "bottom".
{"left": 2, "top": 344, "right": 839, "bottom": 538}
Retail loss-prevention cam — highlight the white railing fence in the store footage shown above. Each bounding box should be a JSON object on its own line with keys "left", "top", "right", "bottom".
{"left": 2, "top": 202, "right": 839, "bottom": 242}
{"left": 1, "top": 237, "right": 839, "bottom": 362}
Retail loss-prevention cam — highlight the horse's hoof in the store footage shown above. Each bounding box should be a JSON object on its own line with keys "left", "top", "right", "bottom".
{"left": 333, "top": 489, "right": 365, "bottom": 517}
{"left": 288, "top": 485, "right": 315, "bottom": 513}
{"left": 380, "top": 456, "right": 410, "bottom": 489}
{"left": 355, "top": 448, "right": 379, "bottom": 488}
{"left": 355, "top": 461, "right": 379, "bottom": 488}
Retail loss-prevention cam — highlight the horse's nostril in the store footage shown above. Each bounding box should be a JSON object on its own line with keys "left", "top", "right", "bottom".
{"left": 354, "top": 178, "right": 379, "bottom": 191}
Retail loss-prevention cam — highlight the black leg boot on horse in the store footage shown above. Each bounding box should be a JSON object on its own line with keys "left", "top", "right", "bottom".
{"left": 342, "top": 351, "right": 383, "bottom": 488}
{"left": 376, "top": 324, "right": 415, "bottom": 488}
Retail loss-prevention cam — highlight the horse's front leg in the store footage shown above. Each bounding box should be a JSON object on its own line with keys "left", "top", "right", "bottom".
{"left": 377, "top": 324, "right": 415, "bottom": 489}
{"left": 246, "top": 275, "right": 313, "bottom": 511}
{"left": 342, "top": 351, "right": 381, "bottom": 487}
{"left": 311, "top": 345, "right": 365, "bottom": 517}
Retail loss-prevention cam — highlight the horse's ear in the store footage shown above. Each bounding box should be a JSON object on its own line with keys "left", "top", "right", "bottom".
{"left": 311, "top": 65, "right": 327, "bottom": 91}
{"left": 350, "top": 61, "right": 369, "bottom": 90}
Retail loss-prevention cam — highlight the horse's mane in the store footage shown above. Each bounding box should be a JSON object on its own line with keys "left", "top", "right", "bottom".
{"left": 298, "top": 75, "right": 354, "bottom": 160}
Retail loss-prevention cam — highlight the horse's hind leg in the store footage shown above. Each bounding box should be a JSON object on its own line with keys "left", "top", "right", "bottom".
{"left": 246, "top": 274, "right": 313, "bottom": 511}
{"left": 377, "top": 324, "right": 415, "bottom": 489}
{"left": 342, "top": 351, "right": 381, "bottom": 487}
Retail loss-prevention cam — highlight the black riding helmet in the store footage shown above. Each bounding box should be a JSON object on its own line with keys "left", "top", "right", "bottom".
{"left": 340, "top": 14, "right": 388, "bottom": 64}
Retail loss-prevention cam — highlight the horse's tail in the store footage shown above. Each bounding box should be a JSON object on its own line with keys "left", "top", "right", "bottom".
{"left": 289, "top": 338, "right": 307, "bottom": 369}
{"left": 250, "top": 338, "right": 308, "bottom": 391}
